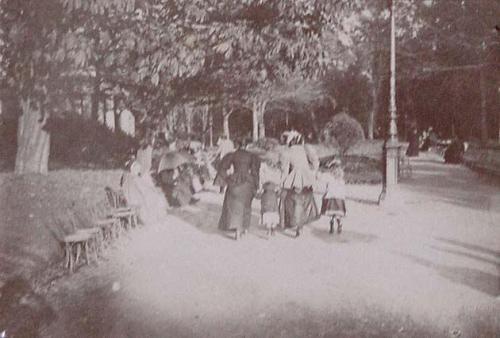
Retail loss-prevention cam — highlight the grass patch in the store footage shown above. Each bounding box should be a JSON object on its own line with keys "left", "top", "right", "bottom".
{"left": 0, "top": 169, "right": 123, "bottom": 282}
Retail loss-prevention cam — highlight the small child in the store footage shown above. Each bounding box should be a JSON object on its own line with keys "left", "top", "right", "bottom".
{"left": 320, "top": 159, "right": 347, "bottom": 234}
{"left": 259, "top": 160, "right": 280, "bottom": 236}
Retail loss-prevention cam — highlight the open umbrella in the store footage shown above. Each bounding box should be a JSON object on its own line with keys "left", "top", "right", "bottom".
{"left": 158, "top": 151, "right": 194, "bottom": 172}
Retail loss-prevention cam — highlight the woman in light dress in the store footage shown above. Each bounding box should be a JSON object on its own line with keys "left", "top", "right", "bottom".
{"left": 279, "top": 130, "right": 320, "bottom": 237}
{"left": 121, "top": 137, "right": 169, "bottom": 225}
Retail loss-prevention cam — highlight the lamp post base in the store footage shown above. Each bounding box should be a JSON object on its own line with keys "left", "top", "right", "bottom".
{"left": 385, "top": 139, "right": 400, "bottom": 186}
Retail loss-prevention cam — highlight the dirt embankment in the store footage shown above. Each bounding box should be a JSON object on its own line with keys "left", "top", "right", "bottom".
{"left": 0, "top": 170, "right": 123, "bottom": 282}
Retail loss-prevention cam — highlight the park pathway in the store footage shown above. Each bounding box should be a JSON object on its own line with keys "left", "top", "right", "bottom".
{"left": 43, "top": 152, "right": 500, "bottom": 337}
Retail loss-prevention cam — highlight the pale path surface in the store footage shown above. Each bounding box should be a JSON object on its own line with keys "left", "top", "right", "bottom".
{"left": 44, "top": 152, "right": 500, "bottom": 337}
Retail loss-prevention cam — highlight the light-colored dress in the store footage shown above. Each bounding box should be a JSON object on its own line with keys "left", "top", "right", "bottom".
{"left": 280, "top": 144, "right": 319, "bottom": 190}
{"left": 320, "top": 171, "right": 347, "bottom": 217}
{"left": 279, "top": 144, "right": 320, "bottom": 229}
{"left": 121, "top": 163, "right": 169, "bottom": 225}
{"left": 259, "top": 163, "right": 281, "bottom": 227}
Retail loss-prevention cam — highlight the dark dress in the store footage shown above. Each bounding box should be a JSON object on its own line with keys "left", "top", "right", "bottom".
{"left": 159, "top": 168, "right": 193, "bottom": 207}
{"left": 444, "top": 140, "right": 465, "bottom": 164}
{"left": 218, "top": 149, "right": 260, "bottom": 231}
{"left": 407, "top": 129, "right": 419, "bottom": 157}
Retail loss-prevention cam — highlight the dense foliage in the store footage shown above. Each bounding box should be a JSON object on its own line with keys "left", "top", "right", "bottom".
{"left": 0, "top": 0, "right": 498, "bottom": 173}
{"left": 320, "top": 112, "right": 365, "bottom": 153}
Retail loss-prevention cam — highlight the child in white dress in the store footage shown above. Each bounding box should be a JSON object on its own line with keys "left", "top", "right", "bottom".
{"left": 259, "top": 160, "right": 281, "bottom": 236}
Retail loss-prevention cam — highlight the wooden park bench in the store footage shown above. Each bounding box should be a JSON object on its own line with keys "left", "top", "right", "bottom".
{"left": 55, "top": 212, "right": 100, "bottom": 274}
{"left": 463, "top": 144, "right": 500, "bottom": 179}
{"left": 104, "top": 187, "right": 139, "bottom": 231}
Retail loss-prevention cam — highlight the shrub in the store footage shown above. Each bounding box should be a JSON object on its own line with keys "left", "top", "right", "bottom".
{"left": 46, "top": 116, "right": 137, "bottom": 169}
{"left": 320, "top": 112, "right": 365, "bottom": 154}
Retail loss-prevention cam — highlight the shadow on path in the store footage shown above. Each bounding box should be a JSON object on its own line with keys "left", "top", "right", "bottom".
{"left": 435, "top": 237, "right": 500, "bottom": 259}
{"left": 169, "top": 201, "right": 262, "bottom": 240}
{"left": 310, "top": 223, "right": 378, "bottom": 244}
{"left": 400, "top": 253, "right": 500, "bottom": 298}
{"left": 401, "top": 156, "right": 500, "bottom": 213}
{"left": 430, "top": 245, "right": 500, "bottom": 268}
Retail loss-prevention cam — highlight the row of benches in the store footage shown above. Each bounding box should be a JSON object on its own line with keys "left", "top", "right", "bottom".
{"left": 463, "top": 144, "right": 500, "bottom": 177}
{"left": 58, "top": 187, "right": 139, "bottom": 273}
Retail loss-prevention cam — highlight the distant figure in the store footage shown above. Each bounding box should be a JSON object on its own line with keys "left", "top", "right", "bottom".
{"left": 217, "top": 138, "right": 260, "bottom": 240}
{"left": 406, "top": 124, "right": 419, "bottom": 157}
{"left": 214, "top": 135, "right": 235, "bottom": 193}
{"left": 136, "top": 134, "right": 154, "bottom": 175}
{"left": 420, "top": 127, "right": 437, "bottom": 151}
{"left": 279, "top": 130, "right": 320, "bottom": 237}
{"left": 444, "top": 138, "right": 465, "bottom": 164}
{"left": 320, "top": 159, "right": 347, "bottom": 234}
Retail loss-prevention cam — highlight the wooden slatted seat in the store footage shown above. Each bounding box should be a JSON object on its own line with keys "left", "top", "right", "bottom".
{"left": 104, "top": 187, "right": 138, "bottom": 230}
{"left": 61, "top": 231, "right": 97, "bottom": 274}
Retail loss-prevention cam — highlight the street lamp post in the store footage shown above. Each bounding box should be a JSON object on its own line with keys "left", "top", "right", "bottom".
{"left": 381, "top": 0, "right": 400, "bottom": 201}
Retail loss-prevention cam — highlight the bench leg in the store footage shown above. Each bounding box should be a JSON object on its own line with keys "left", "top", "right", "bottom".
{"left": 64, "top": 243, "right": 71, "bottom": 269}
{"left": 84, "top": 241, "right": 90, "bottom": 265}
{"left": 68, "top": 244, "right": 75, "bottom": 274}
{"left": 92, "top": 238, "right": 99, "bottom": 264}
{"left": 75, "top": 243, "right": 82, "bottom": 268}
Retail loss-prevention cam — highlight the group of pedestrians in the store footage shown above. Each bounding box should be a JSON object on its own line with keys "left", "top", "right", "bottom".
{"left": 120, "top": 130, "right": 347, "bottom": 237}
{"left": 215, "top": 130, "right": 347, "bottom": 240}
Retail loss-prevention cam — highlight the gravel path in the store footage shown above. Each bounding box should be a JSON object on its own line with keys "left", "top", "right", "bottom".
{"left": 43, "top": 153, "right": 500, "bottom": 337}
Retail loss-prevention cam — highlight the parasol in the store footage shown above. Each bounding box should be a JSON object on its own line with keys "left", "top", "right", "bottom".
{"left": 158, "top": 151, "right": 194, "bottom": 172}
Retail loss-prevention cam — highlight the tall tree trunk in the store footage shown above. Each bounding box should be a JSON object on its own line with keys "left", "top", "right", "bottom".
{"left": 479, "top": 67, "right": 488, "bottom": 144}
{"left": 113, "top": 96, "right": 120, "bottom": 132}
{"left": 90, "top": 65, "right": 101, "bottom": 120}
{"left": 222, "top": 107, "right": 231, "bottom": 139}
{"left": 309, "top": 109, "right": 320, "bottom": 136}
{"left": 368, "top": 78, "right": 379, "bottom": 140}
{"left": 15, "top": 98, "right": 50, "bottom": 175}
{"left": 185, "top": 106, "right": 193, "bottom": 135}
{"left": 201, "top": 105, "right": 209, "bottom": 147}
{"left": 167, "top": 109, "right": 175, "bottom": 133}
{"left": 367, "top": 51, "right": 381, "bottom": 140}
{"left": 252, "top": 99, "right": 259, "bottom": 141}
{"left": 258, "top": 100, "right": 267, "bottom": 139}
{"left": 209, "top": 111, "right": 213, "bottom": 147}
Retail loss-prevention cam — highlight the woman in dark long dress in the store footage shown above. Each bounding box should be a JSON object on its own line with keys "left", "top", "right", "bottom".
{"left": 217, "top": 139, "right": 260, "bottom": 240}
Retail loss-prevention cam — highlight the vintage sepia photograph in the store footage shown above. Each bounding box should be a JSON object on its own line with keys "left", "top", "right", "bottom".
{"left": 0, "top": 0, "right": 499, "bottom": 337}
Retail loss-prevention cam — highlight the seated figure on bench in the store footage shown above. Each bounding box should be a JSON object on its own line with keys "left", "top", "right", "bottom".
{"left": 121, "top": 160, "right": 169, "bottom": 225}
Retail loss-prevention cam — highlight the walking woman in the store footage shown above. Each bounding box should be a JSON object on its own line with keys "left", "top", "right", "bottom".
{"left": 217, "top": 138, "right": 260, "bottom": 240}
{"left": 279, "top": 130, "right": 320, "bottom": 237}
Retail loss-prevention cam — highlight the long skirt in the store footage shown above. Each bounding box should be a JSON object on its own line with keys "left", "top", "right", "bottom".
{"left": 218, "top": 181, "right": 254, "bottom": 231}
{"left": 159, "top": 171, "right": 192, "bottom": 207}
{"left": 280, "top": 187, "right": 319, "bottom": 229}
